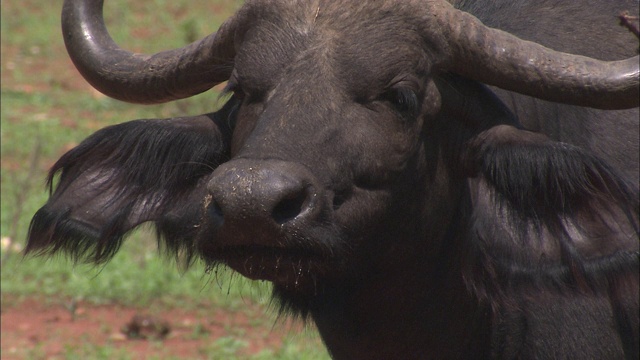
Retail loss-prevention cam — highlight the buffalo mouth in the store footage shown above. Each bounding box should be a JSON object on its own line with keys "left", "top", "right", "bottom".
{"left": 202, "top": 245, "right": 331, "bottom": 288}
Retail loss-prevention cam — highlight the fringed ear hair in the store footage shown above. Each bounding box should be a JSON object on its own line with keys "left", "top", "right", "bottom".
{"left": 461, "top": 124, "right": 638, "bottom": 301}
{"left": 26, "top": 111, "right": 233, "bottom": 266}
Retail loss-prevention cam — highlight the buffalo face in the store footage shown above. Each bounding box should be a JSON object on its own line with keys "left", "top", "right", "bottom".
{"left": 196, "top": 9, "right": 450, "bottom": 297}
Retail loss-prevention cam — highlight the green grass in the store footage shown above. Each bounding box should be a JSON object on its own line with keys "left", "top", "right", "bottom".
{"left": 1, "top": 1, "right": 330, "bottom": 358}
{"left": 61, "top": 343, "right": 134, "bottom": 360}
{"left": 1, "top": 230, "right": 272, "bottom": 308}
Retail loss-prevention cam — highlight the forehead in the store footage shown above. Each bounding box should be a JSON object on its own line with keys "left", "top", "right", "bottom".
{"left": 234, "top": 1, "right": 428, "bottom": 91}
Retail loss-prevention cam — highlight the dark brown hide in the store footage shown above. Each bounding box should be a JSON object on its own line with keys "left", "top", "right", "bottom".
{"left": 27, "top": 1, "right": 639, "bottom": 359}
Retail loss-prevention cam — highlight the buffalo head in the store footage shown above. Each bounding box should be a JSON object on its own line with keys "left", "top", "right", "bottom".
{"left": 27, "top": 0, "right": 639, "bottom": 358}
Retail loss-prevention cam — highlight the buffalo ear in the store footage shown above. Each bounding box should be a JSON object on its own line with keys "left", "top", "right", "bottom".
{"left": 461, "top": 124, "right": 639, "bottom": 298}
{"left": 26, "top": 106, "right": 234, "bottom": 265}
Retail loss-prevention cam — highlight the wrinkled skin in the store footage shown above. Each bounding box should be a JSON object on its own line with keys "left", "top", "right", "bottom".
{"left": 27, "top": 1, "right": 639, "bottom": 359}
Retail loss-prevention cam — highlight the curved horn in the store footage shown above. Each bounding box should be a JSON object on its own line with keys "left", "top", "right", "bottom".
{"left": 62, "top": 0, "right": 244, "bottom": 104}
{"left": 423, "top": 2, "right": 639, "bottom": 110}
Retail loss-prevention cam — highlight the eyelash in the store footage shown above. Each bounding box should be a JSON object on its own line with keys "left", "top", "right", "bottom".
{"left": 223, "top": 80, "right": 246, "bottom": 100}
{"left": 381, "top": 87, "right": 419, "bottom": 116}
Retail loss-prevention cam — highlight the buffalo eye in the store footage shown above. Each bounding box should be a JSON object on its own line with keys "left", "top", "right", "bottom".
{"left": 224, "top": 77, "right": 246, "bottom": 101}
{"left": 381, "top": 87, "right": 419, "bottom": 118}
{"left": 222, "top": 77, "right": 247, "bottom": 130}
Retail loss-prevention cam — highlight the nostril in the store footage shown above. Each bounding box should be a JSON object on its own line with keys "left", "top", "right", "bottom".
{"left": 332, "top": 188, "right": 351, "bottom": 211}
{"left": 208, "top": 198, "right": 225, "bottom": 225}
{"left": 272, "top": 187, "right": 311, "bottom": 224}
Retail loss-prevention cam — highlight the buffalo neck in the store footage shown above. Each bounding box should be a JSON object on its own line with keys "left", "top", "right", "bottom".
{"left": 308, "top": 202, "right": 492, "bottom": 359}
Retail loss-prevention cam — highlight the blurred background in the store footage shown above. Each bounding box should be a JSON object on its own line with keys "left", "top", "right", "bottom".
{"left": 0, "top": 1, "right": 329, "bottom": 358}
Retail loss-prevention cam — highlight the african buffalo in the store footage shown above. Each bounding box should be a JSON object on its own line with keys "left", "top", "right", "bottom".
{"left": 27, "top": 0, "right": 639, "bottom": 358}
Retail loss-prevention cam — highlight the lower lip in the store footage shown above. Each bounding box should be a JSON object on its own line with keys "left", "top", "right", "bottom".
{"left": 207, "top": 246, "right": 322, "bottom": 284}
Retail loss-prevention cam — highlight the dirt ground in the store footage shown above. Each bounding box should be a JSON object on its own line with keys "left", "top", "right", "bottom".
{"left": 1, "top": 296, "right": 304, "bottom": 359}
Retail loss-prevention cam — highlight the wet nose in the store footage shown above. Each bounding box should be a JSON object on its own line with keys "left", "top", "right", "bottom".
{"left": 207, "top": 159, "right": 320, "bottom": 229}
